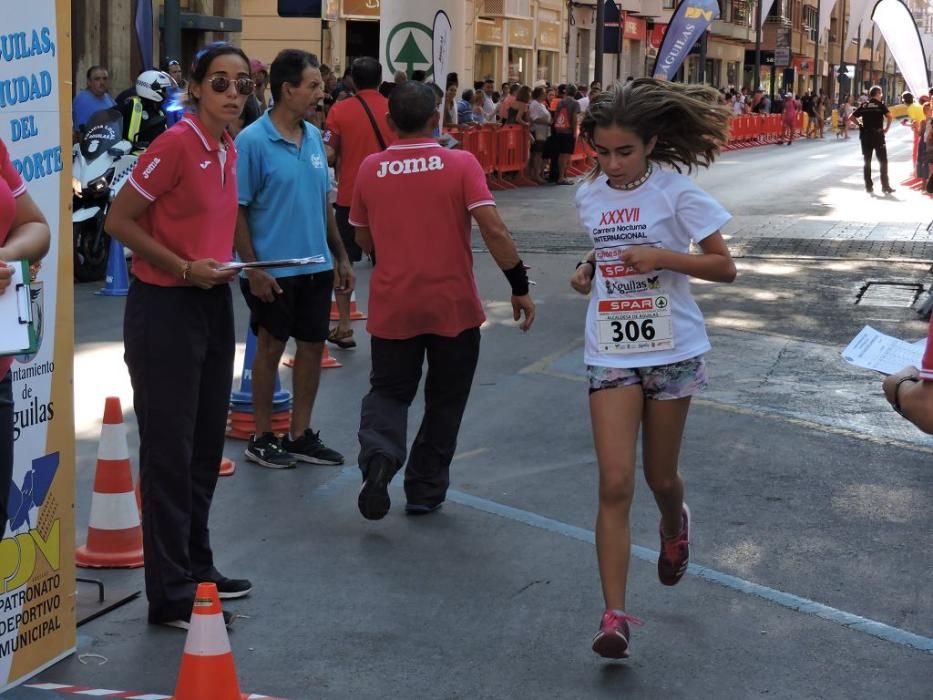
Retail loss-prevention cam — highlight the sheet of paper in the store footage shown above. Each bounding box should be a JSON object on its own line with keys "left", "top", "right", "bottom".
{"left": 841, "top": 325, "right": 926, "bottom": 375}
{"left": 0, "top": 261, "right": 32, "bottom": 356}
{"left": 217, "top": 256, "right": 326, "bottom": 272}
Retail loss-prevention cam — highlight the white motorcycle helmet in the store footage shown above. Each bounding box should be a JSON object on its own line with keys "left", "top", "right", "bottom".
{"left": 135, "top": 70, "right": 174, "bottom": 103}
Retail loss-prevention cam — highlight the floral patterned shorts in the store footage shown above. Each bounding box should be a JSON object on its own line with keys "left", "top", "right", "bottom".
{"left": 587, "top": 356, "right": 708, "bottom": 400}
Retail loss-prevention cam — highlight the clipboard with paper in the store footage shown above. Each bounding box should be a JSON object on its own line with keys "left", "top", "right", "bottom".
{"left": 0, "top": 260, "right": 38, "bottom": 357}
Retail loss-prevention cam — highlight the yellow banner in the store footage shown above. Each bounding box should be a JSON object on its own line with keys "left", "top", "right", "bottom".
{"left": 0, "top": 0, "right": 76, "bottom": 690}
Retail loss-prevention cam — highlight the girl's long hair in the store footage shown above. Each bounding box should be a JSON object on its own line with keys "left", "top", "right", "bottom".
{"left": 580, "top": 78, "right": 731, "bottom": 179}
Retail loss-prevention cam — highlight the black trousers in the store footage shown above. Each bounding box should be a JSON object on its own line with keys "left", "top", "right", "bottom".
{"left": 860, "top": 136, "right": 890, "bottom": 189}
{"left": 124, "top": 280, "right": 234, "bottom": 622}
{"left": 358, "top": 328, "right": 480, "bottom": 507}
{"left": 0, "top": 372, "right": 12, "bottom": 539}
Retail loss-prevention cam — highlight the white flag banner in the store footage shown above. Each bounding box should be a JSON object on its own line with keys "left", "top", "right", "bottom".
{"left": 432, "top": 10, "right": 452, "bottom": 122}
{"left": 759, "top": 0, "right": 778, "bottom": 30}
{"left": 845, "top": 0, "right": 874, "bottom": 47}
{"left": 818, "top": 0, "right": 837, "bottom": 40}
{"left": 872, "top": 0, "right": 931, "bottom": 96}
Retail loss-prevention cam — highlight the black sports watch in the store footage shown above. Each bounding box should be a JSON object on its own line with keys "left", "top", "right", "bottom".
{"left": 893, "top": 376, "right": 919, "bottom": 415}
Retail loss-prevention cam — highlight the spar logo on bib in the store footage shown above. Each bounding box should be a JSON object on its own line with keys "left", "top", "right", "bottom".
{"left": 599, "top": 298, "right": 658, "bottom": 313}
{"left": 599, "top": 263, "right": 639, "bottom": 278}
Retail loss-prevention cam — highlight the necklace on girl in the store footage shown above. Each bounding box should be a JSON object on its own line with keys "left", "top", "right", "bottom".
{"left": 607, "top": 163, "right": 653, "bottom": 191}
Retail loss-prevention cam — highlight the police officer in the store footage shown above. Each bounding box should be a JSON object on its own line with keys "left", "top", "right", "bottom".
{"left": 119, "top": 70, "right": 174, "bottom": 150}
{"left": 848, "top": 85, "right": 894, "bottom": 194}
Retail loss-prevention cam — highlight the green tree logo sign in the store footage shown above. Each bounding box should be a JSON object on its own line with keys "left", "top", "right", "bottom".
{"left": 386, "top": 22, "right": 433, "bottom": 79}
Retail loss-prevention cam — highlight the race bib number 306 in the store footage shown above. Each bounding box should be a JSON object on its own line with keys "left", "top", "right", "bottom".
{"left": 596, "top": 296, "right": 674, "bottom": 354}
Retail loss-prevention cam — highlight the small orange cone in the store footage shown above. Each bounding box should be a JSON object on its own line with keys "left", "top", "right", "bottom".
{"left": 219, "top": 458, "right": 236, "bottom": 477}
{"left": 321, "top": 345, "right": 342, "bottom": 369}
{"left": 173, "top": 582, "right": 241, "bottom": 700}
{"left": 329, "top": 291, "right": 367, "bottom": 321}
{"left": 76, "top": 397, "right": 145, "bottom": 568}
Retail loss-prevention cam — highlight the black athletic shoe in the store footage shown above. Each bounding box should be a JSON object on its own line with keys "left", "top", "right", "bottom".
{"left": 153, "top": 609, "right": 236, "bottom": 630}
{"left": 245, "top": 432, "right": 296, "bottom": 469}
{"left": 214, "top": 576, "right": 253, "bottom": 600}
{"left": 282, "top": 429, "right": 345, "bottom": 465}
{"left": 882, "top": 186, "right": 896, "bottom": 194}
{"left": 405, "top": 502, "right": 443, "bottom": 516}
{"left": 358, "top": 456, "right": 395, "bottom": 520}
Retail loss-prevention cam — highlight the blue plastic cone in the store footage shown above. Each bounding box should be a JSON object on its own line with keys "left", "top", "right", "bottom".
{"left": 230, "top": 328, "right": 292, "bottom": 407}
{"left": 96, "top": 238, "right": 130, "bottom": 296}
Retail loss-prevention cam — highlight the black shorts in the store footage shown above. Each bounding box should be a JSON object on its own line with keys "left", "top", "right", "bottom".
{"left": 531, "top": 138, "right": 548, "bottom": 154}
{"left": 334, "top": 204, "right": 362, "bottom": 263}
{"left": 240, "top": 271, "right": 334, "bottom": 343}
{"left": 553, "top": 132, "right": 576, "bottom": 155}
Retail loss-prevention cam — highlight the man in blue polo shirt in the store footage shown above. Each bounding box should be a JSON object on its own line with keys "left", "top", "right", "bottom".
{"left": 72, "top": 65, "right": 117, "bottom": 139}
{"left": 234, "top": 49, "right": 354, "bottom": 469}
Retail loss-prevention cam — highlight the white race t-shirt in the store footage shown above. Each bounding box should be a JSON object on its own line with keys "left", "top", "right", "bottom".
{"left": 575, "top": 168, "right": 731, "bottom": 369}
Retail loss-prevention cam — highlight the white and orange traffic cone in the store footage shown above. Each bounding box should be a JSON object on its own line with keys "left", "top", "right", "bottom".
{"left": 76, "top": 397, "right": 144, "bottom": 569}
{"left": 173, "top": 582, "right": 241, "bottom": 700}
{"left": 329, "top": 291, "right": 367, "bottom": 321}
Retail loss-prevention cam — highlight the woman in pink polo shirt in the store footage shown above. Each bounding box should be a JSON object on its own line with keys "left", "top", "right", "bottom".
{"left": 106, "top": 42, "right": 253, "bottom": 629}
{"left": 0, "top": 137, "right": 50, "bottom": 539}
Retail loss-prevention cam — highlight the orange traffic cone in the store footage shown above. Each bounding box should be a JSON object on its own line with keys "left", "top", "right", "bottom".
{"left": 329, "top": 291, "right": 367, "bottom": 321}
{"left": 173, "top": 582, "right": 241, "bottom": 700}
{"left": 219, "top": 457, "right": 236, "bottom": 477}
{"left": 321, "top": 345, "right": 342, "bottom": 369}
{"left": 76, "top": 397, "right": 145, "bottom": 568}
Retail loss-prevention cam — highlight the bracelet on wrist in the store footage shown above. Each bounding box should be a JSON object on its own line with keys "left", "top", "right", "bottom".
{"left": 893, "top": 376, "right": 919, "bottom": 415}
{"left": 181, "top": 260, "right": 192, "bottom": 282}
{"left": 575, "top": 259, "right": 595, "bottom": 275}
{"left": 503, "top": 260, "right": 530, "bottom": 296}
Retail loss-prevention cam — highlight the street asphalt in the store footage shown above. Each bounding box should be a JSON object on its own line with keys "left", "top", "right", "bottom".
{"left": 9, "top": 128, "right": 932, "bottom": 699}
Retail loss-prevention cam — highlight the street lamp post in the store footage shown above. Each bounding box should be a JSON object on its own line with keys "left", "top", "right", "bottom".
{"left": 838, "top": 0, "right": 847, "bottom": 98}
{"left": 814, "top": 0, "right": 821, "bottom": 95}
{"left": 165, "top": 0, "right": 181, "bottom": 67}
{"left": 754, "top": 0, "right": 763, "bottom": 91}
{"left": 595, "top": 0, "right": 605, "bottom": 85}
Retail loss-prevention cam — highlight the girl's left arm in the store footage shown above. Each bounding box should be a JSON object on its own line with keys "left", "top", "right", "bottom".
{"left": 620, "top": 232, "right": 736, "bottom": 283}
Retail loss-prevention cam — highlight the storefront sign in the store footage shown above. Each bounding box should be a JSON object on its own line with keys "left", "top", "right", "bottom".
{"left": 379, "top": 1, "right": 465, "bottom": 81}
{"left": 538, "top": 20, "right": 561, "bottom": 50}
{"left": 342, "top": 0, "right": 380, "bottom": 18}
{"left": 623, "top": 14, "right": 647, "bottom": 42}
{"left": 507, "top": 19, "right": 534, "bottom": 48}
{"left": 775, "top": 26, "right": 791, "bottom": 67}
{"left": 476, "top": 18, "right": 504, "bottom": 45}
{"left": 0, "top": 0, "right": 76, "bottom": 690}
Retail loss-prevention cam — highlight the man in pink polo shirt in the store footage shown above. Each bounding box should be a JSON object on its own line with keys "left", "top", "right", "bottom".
{"left": 349, "top": 80, "right": 535, "bottom": 520}
{"left": 882, "top": 320, "right": 933, "bottom": 433}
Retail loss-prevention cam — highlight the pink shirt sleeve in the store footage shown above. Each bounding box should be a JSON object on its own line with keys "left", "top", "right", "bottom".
{"left": 921, "top": 318, "right": 933, "bottom": 381}
{"left": 0, "top": 139, "right": 26, "bottom": 198}
{"left": 462, "top": 153, "right": 495, "bottom": 211}
{"left": 127, "top": 131, "right": 181, "bottom": 201}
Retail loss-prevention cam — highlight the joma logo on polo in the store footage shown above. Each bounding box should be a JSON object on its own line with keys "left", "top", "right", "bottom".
{"left": 599, "top": 207, "right": 640, "bottom": 225}
{"left": 141, "top": 157, "right": 161, "bottom": 179}
{"left": 376, "top": 155, "right": 444, "bottom": 178}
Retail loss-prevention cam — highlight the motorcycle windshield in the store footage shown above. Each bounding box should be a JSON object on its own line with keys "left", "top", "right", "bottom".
{"left": 80, "top": 109, "right": 123, "bottom": 162}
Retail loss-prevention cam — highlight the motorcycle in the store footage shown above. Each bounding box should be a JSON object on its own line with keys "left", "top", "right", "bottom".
{"left": 72, "top": 109, "right": 136, "bottom": 282}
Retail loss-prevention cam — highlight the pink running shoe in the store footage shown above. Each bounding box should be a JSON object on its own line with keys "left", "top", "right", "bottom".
{"left": 658, "top": 504, "right": 690, "bottom": 586}
{"left": 591, "top": 610, "right": 643, "bottom": 659}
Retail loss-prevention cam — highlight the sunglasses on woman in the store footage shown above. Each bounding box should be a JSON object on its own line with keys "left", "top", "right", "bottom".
{"left": 208, "top": 74, "right": 255, "bottom": 96}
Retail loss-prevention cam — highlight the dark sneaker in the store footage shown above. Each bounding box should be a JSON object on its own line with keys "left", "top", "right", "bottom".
{"left": 245, "top": 432, "right": 296, "bottom": 469}
{"left": 591, "top": 610, "right": 643, "bottom": 659}
{"left": 405, "top": 502, "right": 443, "bottom": 516}
{"left": 882, "top": 186, "right": 896, "bottom": 194}
{"left": 282, "top": 429, "right": 344, "bottom": 465}
{"left": 155, "top": 609, "right": 236, "bottom": 630}
{"left": 658, "top": 504, "right": 690, "bottom": 586}
{"left": 358, "top": 456, "right": 395, "bottom": 520}
{"left": 214, "top": 576, "right": 253, "bottom": 600}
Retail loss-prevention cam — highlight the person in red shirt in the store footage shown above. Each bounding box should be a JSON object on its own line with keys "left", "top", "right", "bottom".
{"left": 323, "top": 56, "right": 392, "bottom": 349}
{"left": 0, "top": 137, "right": 50, "bottom": 539}
{"left": 349, "top": 80, "right": 535, "bottom": 520}
{"left": 105, "top": 42, "right": 253, "bottom": 629}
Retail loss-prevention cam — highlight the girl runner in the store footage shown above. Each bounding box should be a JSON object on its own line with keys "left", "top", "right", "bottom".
{"left": 570, "top": 78, "right": 736, "bottom": 659}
